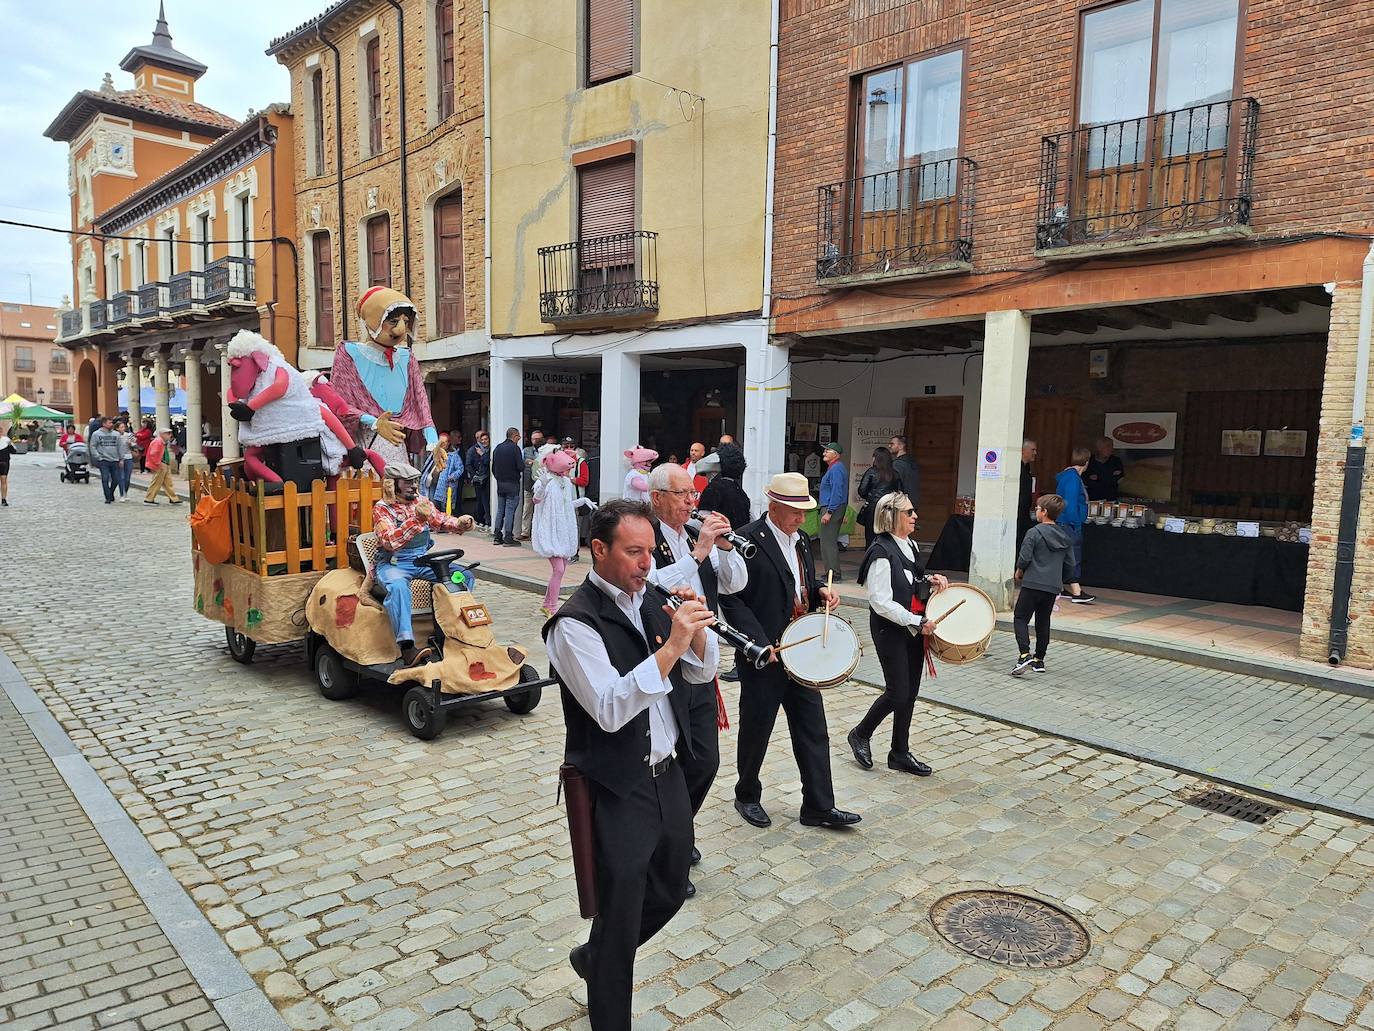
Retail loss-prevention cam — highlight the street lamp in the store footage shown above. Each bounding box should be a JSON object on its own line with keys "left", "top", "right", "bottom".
{"left": 36, "top": 387, "right": 45, "bottom": 404}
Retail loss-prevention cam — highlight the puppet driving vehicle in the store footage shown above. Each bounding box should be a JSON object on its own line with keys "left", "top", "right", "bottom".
{"left": 190, "top": 319, "right": 551, "bottom": 740}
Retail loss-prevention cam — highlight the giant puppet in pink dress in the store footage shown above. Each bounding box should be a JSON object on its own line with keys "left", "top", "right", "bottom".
{"left": 328, "top": 287, "right": 439, "bottom": 471}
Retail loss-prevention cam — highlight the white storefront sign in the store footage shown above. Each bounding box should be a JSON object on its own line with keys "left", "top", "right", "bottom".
{"left": 472, "top": 365, "right": 580, "bottom": 398}
{"left": 1104, "top": 412, "right": 1177, "bottom": 450}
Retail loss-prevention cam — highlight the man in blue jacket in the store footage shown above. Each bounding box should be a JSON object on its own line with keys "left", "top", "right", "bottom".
{"left": 818, "top": 443, "right": 848, "bottom": 582}
{"left": 1054, "top": 447, "right": 1095, "bottom": 604}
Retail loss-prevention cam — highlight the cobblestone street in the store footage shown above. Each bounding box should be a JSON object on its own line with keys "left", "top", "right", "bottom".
{"left": 4, "top": 459, "right": 1374, "bottom": 1031}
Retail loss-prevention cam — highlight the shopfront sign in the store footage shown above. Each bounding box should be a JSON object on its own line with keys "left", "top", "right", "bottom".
{"left": 471, "top": 366, "right": 581, "bottom": 398}
{"left": 1105, "top": 412, "right": 1176, "bottom": 450}
{"left": 849, "top": 416, "right": 905, "bottom": 499}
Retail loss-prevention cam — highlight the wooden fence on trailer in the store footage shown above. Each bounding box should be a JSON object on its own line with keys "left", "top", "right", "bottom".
{"left": 190, "top": 470, "right": 380, "bottom": 576}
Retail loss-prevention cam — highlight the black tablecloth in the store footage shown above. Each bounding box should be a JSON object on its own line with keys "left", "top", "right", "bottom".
{"left": 1081, "top": 525, "right": 1307, "bottom": 611}
{"left": 926, "top": 514, "right": 974, "bottom": 572}
{"left": 922, "top": 516, "right": 1307, "bottom": 611}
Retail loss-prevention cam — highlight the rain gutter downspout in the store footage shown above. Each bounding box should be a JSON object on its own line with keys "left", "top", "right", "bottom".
{"left": 1328, "top": 240, "right": 1374, "bottom": 665}
{"left": 761, "top": 0, "right": 780, "bottom": 324}
{"left": 482, "top": 0, "right": 493, "bottom": 343}
{"left": 385, "top": 0, "right": 412, "bottom": 296}
{"left": 316, "top": 24, "right": 349, "bottom": 330}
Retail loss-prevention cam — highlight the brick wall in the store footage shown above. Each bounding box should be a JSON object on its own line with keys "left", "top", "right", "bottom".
{"left": 278, "top": 0, "right": 485, "bottom": 351}
{"left": 771, "top": 0, "right": 1374, "bottom": 313}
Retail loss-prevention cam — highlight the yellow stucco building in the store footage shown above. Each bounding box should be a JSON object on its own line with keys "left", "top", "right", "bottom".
{"left": 487, "top": 0, "right": 786, "bottom": 499}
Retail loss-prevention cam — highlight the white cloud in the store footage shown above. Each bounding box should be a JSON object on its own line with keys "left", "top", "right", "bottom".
{"left": 0, "top": 0, "right": 323, "bottom": 308}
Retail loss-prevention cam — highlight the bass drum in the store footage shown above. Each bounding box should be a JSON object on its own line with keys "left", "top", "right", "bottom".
{"left": 777, "top": 611, "right": 862, "bottom": 689}
{"left": 924, "top": 583, "right": 997, "bottom": 664}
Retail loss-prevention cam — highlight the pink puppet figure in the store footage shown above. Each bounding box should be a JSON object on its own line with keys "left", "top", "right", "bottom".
{"left": 533, "top": 448, "right": 591, "bottom": 617}
{"left": 622, "top": 446, "right": 658, "bottom": 502}
{"left": 304, "top": 371, "right": 387, "bottom": 477}
{"left": 224, "top": 331, "right": 363, "bottom": 485}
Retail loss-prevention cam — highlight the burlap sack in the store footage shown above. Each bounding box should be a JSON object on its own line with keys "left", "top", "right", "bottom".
{"left": 388, "top": 588, "right": 528, "bottom": 695}
{"left": 306, "top": 568, "right": 402, "bottom": 667}
{"left": 192, "top": 554, "right": 319, "bottom": 645}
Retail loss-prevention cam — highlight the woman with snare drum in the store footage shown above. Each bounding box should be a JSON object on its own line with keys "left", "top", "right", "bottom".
{"left": 847, "top": 492, "right": 948, "bottom": 777}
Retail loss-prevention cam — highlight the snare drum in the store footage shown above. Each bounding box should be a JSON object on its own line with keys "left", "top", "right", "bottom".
{"left": 777, "top": 611, "right": 862, "bottom": 689}
{"left": 924, "top": 583, "right": 996, "bottom": 664}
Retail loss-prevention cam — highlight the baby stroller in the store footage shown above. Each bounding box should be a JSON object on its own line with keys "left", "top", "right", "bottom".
{"left": 60, "top": 442, "right": 91, "bottom": 484}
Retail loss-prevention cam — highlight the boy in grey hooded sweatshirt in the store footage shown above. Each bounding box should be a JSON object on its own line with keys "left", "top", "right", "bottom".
{"left": 1011, "top": 494, "right": 1087, "bottom": 675}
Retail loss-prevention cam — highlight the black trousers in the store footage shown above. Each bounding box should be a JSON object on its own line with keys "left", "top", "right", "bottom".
{"left": 585, "top": 763, "right": 692, "bottom": 1031}
{"left": 735, "top": 664, "right": 836, "bottom": 818}
{"left": 1013, "top": 587, "right": 1057, "bottom": 658}
{"left": 680, "top": 681, "right": 720, "bottom": 817}
{"left": 854, "top": 614, "right": 925, "bottom": 754}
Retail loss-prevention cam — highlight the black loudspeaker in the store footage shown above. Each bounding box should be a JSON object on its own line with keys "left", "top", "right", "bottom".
{"left": 266, "top": 437, "right": 325, "bottom": 490}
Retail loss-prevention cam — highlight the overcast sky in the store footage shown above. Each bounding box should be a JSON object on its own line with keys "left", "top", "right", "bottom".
{"left": 0, "top": 0, "right": 322, "bottom": 310}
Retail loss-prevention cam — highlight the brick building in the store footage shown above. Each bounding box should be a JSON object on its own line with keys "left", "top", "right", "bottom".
{"left": 770, "top": 0, "right": 1374, "bottom": 666}
{"left": 0, "top": 304, "right": 66, "bottom": 410}
{"left": 267, "top": 0, "right": 487, "bottom": 439}
{"left": 46, "top": 6, "right": 296, "bottom": 474}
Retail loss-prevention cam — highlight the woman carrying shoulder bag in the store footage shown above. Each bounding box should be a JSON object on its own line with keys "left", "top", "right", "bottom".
{"left": 857, "top": 446, "right": 897, "bottom": 544}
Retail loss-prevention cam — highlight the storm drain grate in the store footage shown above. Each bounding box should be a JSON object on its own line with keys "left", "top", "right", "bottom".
{"left": 1182, "top": 788, "right": 1284, "bottom": 825}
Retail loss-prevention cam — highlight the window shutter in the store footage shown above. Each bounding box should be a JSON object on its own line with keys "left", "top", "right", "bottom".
{"left": 578, "top": 157, "right": 635, "bottom": 240}
{"left": 311, "top": 70, "right": 326, "bottom": 174}
{"left": 438, "top": 0, "right": 456, "bottom": 120}
{"left": 587, "top": 0, "right": 634, "bottom": 85}
{"left": 435, "top": 195, "right": 464, "bottom": 336}
{"left": 313, "top": 234, "right": 335, "bottom": 347}
{"left": 368, "top": 215, "right": 391, "bottom": 288}
{"left": 367, "top": 38, "right": 383, "bottom": 154}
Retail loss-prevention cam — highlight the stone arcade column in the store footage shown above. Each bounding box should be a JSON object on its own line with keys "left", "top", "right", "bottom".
{"left": 488, "top": 353, "right": 524, "bottom": 519}
{"left": 152, "top": 352, "right": 171, "bottom": 433}
{"left": 969, "top": 309, "right": 1032, "bottom": 610}
{"left": 742, "top": 335, "right": 791, "bottom": 503}
{"left": 599, "top": 350, "right": 641, "bottom": 502}
{"left": 219, "top": 348, "right": 240, "bottom": 461}
{"left": 182, "top": 354, "right": 206, "bottom": 479}
{"left": 125, "top": 354, "right": 142, "bottom": 427}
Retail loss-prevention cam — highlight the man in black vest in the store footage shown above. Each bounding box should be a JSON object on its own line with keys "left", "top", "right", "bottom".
{"left": 544, "top": 500, "right": 716, "bottom": 1031}
{"left": 647, "top": 462, "right": 748, "bottom": 896}
{"left": 720, "top": 472, "right": 862, "bottom": 830}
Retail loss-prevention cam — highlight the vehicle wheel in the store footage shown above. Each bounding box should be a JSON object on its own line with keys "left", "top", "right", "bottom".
{"left": 402, "top": 686, "right": 447, "bottom": 740}
{"left": 314, "top": 643, "right": 358, "bottom": 701}
{"left": 505, "top": 664, "right": 542, "bottom": 715}
{"left": 226, "top": 626, "right": 256, "bottom": 664}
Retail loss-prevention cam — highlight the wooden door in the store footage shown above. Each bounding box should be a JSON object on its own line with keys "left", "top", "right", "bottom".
{"left": 1023, "top": 397, "right": 1079, "bottom": 498}
{"left": 312, "top": 233, "right": 334, "bottom": 347}
{"left": 903, "top": 396, "right": 962, "bottom": 536}
{"left": 434, "top": 194, "right": 464, "bottom": 336}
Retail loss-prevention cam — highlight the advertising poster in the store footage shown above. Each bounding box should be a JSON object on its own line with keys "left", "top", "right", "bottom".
{"left": 849, "top": 416, "right": 905, "bottom": 499}
{"left": 1264, "top": 429, "right": 1308, "bottom": 457}
{"left": 1105, "top": 412, "right": 1176, "bottom": 502}
{"left": 1220, "top": 429, "right": 1262, "bottom": 457}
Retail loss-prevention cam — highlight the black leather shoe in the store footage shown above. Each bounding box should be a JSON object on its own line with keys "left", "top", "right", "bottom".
{"left": 847, "top": 728, "right": 874, "bottom": 770}
{"left": 720, "top": 667, "right": 740, "bottom": 682}
{"left": 888, "top": 751, "right": 933, "bottom": 776}
{"left": 690, "top": 846, "right": 701, "bottom": 866}
{"left": 569, "top": 944, "right": 589, "bottom": 980}
{"left": 800, "top": 808, "right": 862, "bottom": 828}
{"left": 734, "top": 799, "right": 771, "bottom": 828}
{"left": 685, "top": 879, "right": 696, "bottom": 899}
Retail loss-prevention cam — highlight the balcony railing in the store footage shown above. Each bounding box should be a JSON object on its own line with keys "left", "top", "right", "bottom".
{"left": 816, "top": 157, "right": 976, "bottom": 282}
{"left": 1036, "top": 97, "right": 1258, "bottom": 252}
{"left": 58, "top": 308, "right": 83, "bottom": 339}
{"left": 538, "top": 231, "right": 658, "bottom": 323}
{"left": 110, "top": 290, "right": 137, "bottom": 326}
{"left": 13, "top": 358, "right": 35, "bottom": 372}
{"left": 205, "top": 256, "right": 255, "bottom": 303}
{"left": 49, "top": 358, "right": 70, "bottom": 373}
{"left": 168, "top": 270, "right": 207, "bottom": 313}
{"left": 136, "top": 281, "right": 170, "bottom": 321}
{"left": 87, "top": 299, "right": 109, "bottom": 333}
{"left": 50, "top": 392, "right": 71, "bottom": 407}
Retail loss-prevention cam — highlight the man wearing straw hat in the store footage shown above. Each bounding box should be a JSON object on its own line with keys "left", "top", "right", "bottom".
{"left": 719, "top": 472, "right": 861, "bottom": 830}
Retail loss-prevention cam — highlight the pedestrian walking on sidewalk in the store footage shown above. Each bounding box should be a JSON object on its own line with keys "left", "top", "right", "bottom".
{"left": 1011, "top": 493, "right": 1088, "bottom": 676}
{"left": 142, "top": 428, "right": 183, "bottom": 506}
{"left": 818, "top": 443, "right": 848, "bottom": 583}
{"left": 1054, "top": 448, "right": 1095, "bottom": 603}
{"left": 114, "top": 419, "right": 137, "bottom": 502}
{"left": 89, "top": 416, "right": 122, "bottom": 504}
{"left": 492, "top": 427, "right": 523, "bottom": 546}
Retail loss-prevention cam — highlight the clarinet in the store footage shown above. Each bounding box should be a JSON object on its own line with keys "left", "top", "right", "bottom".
{"left": 690, "top": 509, "right": 758, "bottom": 558}
{"left": 643, "top": 580, "right": 774, "bottom": 670}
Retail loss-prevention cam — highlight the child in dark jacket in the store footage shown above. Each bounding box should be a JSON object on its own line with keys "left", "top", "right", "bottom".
{"left": 1011, "top": 494, "right": 1087, "bottom": 675}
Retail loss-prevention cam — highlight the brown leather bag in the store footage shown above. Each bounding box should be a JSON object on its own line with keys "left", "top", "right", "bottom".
{"left": 558, "top": 764, "right": 598, "bottom": 918}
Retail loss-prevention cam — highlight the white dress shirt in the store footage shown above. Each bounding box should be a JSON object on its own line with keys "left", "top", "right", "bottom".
{"left": 648, "top": 520, "right": 733, "bottom": 679}
{"left": 766, "top": 515, "right": 805, "bottom": 604}
{"left": 547, "top": 570, "right": 710, "bottom": 764}
{"left": 867, "top": 536, "right": 924, "bottom": 630}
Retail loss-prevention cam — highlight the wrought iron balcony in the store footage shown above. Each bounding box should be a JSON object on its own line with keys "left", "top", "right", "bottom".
{"left": 13, "top": 358, "right": 35, "bottom": 372}
{"left": 110, "top": 291, "right": 137, "bottom": 326}
{"left": 50, "top": 392, "right": 71, "bottom": 406}
{"left": 168, "top": 270, "right": 207, "bottom": 313}
{"left": 204, "top": 256, "right": 255, "bottom": 304}
{"left": 57, "top": 308, "right": 83, "bottom": 340}
{"left": 538, "top": 231, "right": 658, "bottom": 323}
{"left": 49, "top": 357, "right": 69, "bottom": 373}
{"left": 87, "top": 299, "right": 109, "bottom": 333}
{"left": 136, "top": 281, "right": 170, "bottom": 321}
{"left": 817, "top": 158, "right": 975, "bottom": 282}
{"left": 1036, "top": 98, "right": 1258, "bottom": 253}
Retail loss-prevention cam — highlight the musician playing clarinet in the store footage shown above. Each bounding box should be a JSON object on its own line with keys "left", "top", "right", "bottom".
{"left": 543, "top": 499, "right": 716, "bottom": 1031}
{"left": 846, "top": 492, "right": 949, "bottom": 776}
{"left": 720, "top": 472, "right": 861, "bottom": 830}
{"left": 647, "top": 463, "right": 748, "bottom": 897}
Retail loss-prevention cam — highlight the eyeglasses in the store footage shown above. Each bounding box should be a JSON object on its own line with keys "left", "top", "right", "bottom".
{"left": 656, "top": 488, "right": 699, "bottom": 497}
{"left": 897, "top": 508, "right": 916, "bottom": 516}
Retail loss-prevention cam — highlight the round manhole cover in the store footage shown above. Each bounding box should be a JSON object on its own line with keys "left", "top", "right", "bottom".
{"left": 930, "top": 891, "right": 1090, "bottom": 968}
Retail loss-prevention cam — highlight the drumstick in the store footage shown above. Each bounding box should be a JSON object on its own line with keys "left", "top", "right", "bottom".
{"left": 772, "top": 634, "right": 820, "bottom": 654}
{"left": 823, "top": 570, "right": 833, "bottom": 646}
{"left": 929, "top": 598, "right": 967, "bottom": 628}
